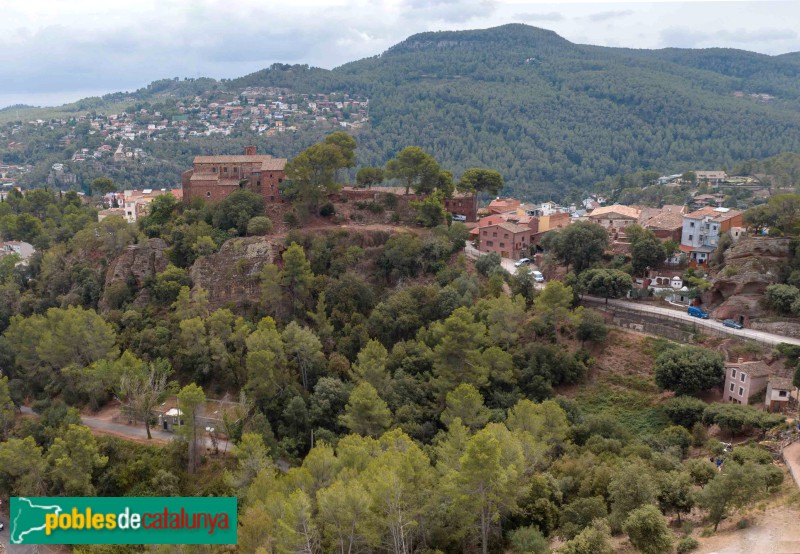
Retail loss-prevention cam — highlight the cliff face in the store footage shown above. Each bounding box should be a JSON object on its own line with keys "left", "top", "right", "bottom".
{"left": 100, "top": 238, "right": 169, "bottom": 310}
{"left": 708, "top": 237, "right": 793, "bottom": 323}
{"left": 189, "top": 237, "right": 276, "bottom": 310}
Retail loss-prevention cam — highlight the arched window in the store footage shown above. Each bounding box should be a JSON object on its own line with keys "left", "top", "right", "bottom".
{"left": 206, "top": 192, "right": 211, "bottom": 198}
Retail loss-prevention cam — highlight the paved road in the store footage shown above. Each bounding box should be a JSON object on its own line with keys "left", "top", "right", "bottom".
{"left": 583, "top": 295, "right": 800, "bottom": 347}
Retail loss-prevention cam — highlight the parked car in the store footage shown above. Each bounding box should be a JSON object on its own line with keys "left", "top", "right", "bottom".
{"left": 531, "top": 270, "right": 545, "bottom": 283}
{"left": 514, "top": 258, "right": 531, "bottom": 267}
{"left": 688, "top": 306, "right": 709, "bottom": 319}
{"left": 452, "top": 214, "right": 467, "bottom": 222}
{"left": 723, "top": 319, "right": 744, "bottom": 329}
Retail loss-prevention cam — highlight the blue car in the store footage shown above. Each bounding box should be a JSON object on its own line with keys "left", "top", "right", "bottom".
{"left": 688, "top": 306, "right": 709, "bottom": 319}
{"left": 723, "top": 319, "right": 744, "bottom": 329}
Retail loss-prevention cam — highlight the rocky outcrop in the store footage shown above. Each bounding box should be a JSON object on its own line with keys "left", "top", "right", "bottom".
{"left": 190, "top": 237, "right": 276, "bottom": 310}
{"left": 707, "top": 237, "right": 793, "bottom": 324}
{"left": 100, "top": 238, "right": 169, "bottom": 310}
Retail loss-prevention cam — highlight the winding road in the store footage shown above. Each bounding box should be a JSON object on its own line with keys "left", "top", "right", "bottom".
{"left": 582, "top": 295, "right": 800, "bottom": 347}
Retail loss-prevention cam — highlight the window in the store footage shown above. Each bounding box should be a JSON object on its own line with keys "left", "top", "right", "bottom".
{"left": 223, "top": 167, "right": 228, "bottom": 173}
{"left": 713, "top": 225, "right": 717, "bottom": 231}
{"left": 206, "top": 192, "right": 211, "bottom": 198}
{"left": 499, "top": 242, "right": 505, "bottom": 248}
{"left": 740, "top": 374, "right": 745, "bottom": 382}
{"left": 731, "top": 369, "right": 736, "bottom": 378}
{"left": 233, "top": 167, "right": 238, "bottom": 174}
{"left": 493, "top": 232, "right": 497, "bottom": 237}
{"left": 729, "top": 383, "right": 735, "bottom": 392}
{"left": 690, "top": 221, "right": 695, "bottom": 227}
{"left": 486, "top": 241, "right": 493, "bottom": 247}
{"left": 212, "top": 167, "right": 217, "bottom": 173}
{"left": 729, "top": 396, "right": 734, "bottom": 401}
{"left": 504, "top": 233, "right": 509, "bottom": 238}
{"left": 738, "top": 387, "right": 744, "bottom": 396}
{"left": 257, "top": 180, "right": 261, "bottom": 187}
{"left": 482, "top": 231, "right": 487, "bottom": 236}
{"left": 278, "top": 179, "right": 283, "bottom": 183}
{"left": 779, "top": 390, "right": 788, "bottom": 397}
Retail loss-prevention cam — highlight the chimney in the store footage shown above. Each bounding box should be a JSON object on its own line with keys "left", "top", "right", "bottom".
{"left": 738, "top": 357, "right": 744, "bottom": 364}
{"left": 244, "top": 146, "right": 256, "bottom": 156}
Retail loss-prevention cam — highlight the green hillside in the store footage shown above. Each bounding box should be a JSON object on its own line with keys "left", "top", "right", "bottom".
{"left": 7, "top": 24, "right": 800, "bottom": 200}
{"left": 232, "top": 24, "right": 800, "bottom": 199}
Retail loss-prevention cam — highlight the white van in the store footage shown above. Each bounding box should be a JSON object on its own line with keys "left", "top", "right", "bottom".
{"left": 531, "top": 270, "right": 544, "bottom": 283}
{"left": 452, "top": 214, "right": 467, "bottom": 222}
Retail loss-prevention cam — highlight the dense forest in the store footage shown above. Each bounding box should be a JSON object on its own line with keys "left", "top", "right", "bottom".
{"left": 1, "top": 146, "right": 797, "bottom": 551}
{"left": 6, "top": 24, "right": 800, "bottom": 200}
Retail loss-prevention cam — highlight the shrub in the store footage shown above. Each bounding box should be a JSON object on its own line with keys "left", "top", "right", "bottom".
{"left": 508, "top": 526, "right": 550, "bottom": 554}
{"left": 664, "top": 396, "right": 708, "bottom": 428}
{"left": 381, "top": 193, "right": 398, "bottom": 209}
{"left": 246, "top": 216, "right": 273, "bottom": 236}
{"left": 655, "top": 346, "right": 724, "bottom": 396}
{"left": 475, "top": 252, "right": 503, "bottom": 277}
{"left": 677, "top": 537, "right": 699, "bottom": 553}
{"left": 728, "top": 445, "right": 772, "bottom": 465}
{"left": 283, "top": 210, "right": 300, "bottom": 228}
{"left": 319, "top": 202, "right": 336, "bottom": 217}
{"left": 765, "top": 283, "right": 800, "bottom": 313}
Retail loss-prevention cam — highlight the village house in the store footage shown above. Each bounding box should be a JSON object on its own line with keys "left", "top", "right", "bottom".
{"left": 487, "top": 198, "right": 521, "bottom": 215}
{"left": 97, "top": 208, "right": 127, "bottom": 222}
{"left": 765, "top": 377, "right": 793, "bottom": 413}
{"left": 695, "top": 170, "right": 728, "bottom": 188}
{"left": 470, "top": 209, "right": 570, "bottom": 250}
{"left": 680, "top": 206, "right": 744, "bottom": 264}
{"left": 0, "top": 240, "right": 35, "bottom": 263}
{"left": 181, "top": 146, "right": 287, "bottom": 206}
{"left": 443, "top": 193, "right": 479, "bottom": 222}
{"left": 477, "top": 222, "right": 532, "bottom": 260}
{"left": 587, "top": 205, "right": 641, "bottom": 231}
{"left": 642, "top": 210, "right": 685, "bottom": 242}
{"left": 692, "top": 193, "right": 725, "bottom": 208}
{"left": 519, "top": 201, "right": 570, "bottom": 217}
{"left": 121, "top": 189, "right": 180, "bottom": 223}
{"left": 723, "top": 359, "right": 775, "bottom": 406}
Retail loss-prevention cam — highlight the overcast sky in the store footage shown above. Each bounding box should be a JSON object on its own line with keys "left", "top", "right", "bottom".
{"left": 1, "top": 0, "right": 798, "bottom": 109}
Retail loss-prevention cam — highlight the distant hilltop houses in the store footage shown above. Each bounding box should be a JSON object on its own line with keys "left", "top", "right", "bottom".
{"left": 6, "top": 88, "right": 369, "bottom": 147}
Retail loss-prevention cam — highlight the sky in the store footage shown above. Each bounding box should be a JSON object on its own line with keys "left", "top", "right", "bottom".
{"left": 1, "top": 0, "right": 799, "bottom": 109}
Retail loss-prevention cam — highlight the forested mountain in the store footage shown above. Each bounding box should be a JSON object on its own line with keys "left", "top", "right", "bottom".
{"left": 230, "top": 24, "right": 800, "bottom": 199}
{"left": 7, "top": 24, "right": 800, "bottom": 200}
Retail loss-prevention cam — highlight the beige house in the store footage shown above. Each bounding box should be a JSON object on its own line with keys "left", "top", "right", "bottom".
{"left": 765, "top": 377, "right": 793, "bottom": 413}
{"left": 587, "top": 205, "right": 641, "bottom": 231}
{"left": 723, "top": 359, "right": 772, "bottom": 405}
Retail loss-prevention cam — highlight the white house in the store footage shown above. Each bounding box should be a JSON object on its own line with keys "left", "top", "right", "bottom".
{"left": 0, "top": 241, "right": 35, "bottom": 263}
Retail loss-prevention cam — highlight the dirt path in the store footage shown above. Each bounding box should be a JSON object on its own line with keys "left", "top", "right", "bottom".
{"left": 18, "top": 407, "right": 229, "bottom": 452}
{"left": 697, "top": 504, "right": 800, "bottom": 553}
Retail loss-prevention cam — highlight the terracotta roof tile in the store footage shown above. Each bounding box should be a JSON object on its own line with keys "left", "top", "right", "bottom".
{"left": 588, "top": 204, "right": 641, "bottom": 219}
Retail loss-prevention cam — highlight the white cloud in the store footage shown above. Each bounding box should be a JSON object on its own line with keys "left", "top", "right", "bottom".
{"left": 1, "top": 0, "right": 799, "bottom": 107}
